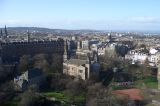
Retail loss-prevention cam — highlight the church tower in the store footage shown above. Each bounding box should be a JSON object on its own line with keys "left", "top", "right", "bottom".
{"left": 63, "top": 40, "right": 68, "bottom": 62}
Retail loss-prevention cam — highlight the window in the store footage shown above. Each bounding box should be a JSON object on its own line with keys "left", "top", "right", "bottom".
{"left": 79, "top": 70, "right": 83, "bottom": 73}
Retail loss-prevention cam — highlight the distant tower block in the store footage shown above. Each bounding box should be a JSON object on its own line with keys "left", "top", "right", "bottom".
{"left": 158, "top": 64, "right": 160, "bottom": 90}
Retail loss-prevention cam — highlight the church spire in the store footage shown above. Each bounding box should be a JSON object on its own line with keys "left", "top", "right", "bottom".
{"left": 109, "top": 31, "right": 112, "bottom": 43}
{"left": 5, "top": 25, "right": 8, "bottom": 37}
{"left": 64, "top": 40, "right": 67, "bottom": 52}
{"left": 63, "top": 40, "right": 68, "bottom": 62}
{"left": 77, "top": 41, "right": 81, "bottom": 51}
{"left": 27, "top": 30, "right": 30, "bottom": 42}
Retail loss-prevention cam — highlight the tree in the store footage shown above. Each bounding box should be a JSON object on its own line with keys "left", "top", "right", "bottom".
{"left": 33, "top": 54, "right": 50, "bottom": 74}
{"left": 0, "top": 66, "right": 7, "bottom": 84}
{"left": 115, "top": 45, "right": 129, "bottom": 57}
{"left": 18, "top": 55, "right": 31, "bottom": 74}
{"left": 65, "top": 78, "right": 86, "bottom": 97}
{"left": 86, "top": 83, "right": 130, "bottom": 106}
{"left": 46, "top": 73, "right": 72, "bottom": 91}
{"left": 18, "top": 87, "right": 57, "bottom": 106}
{"left": 99, "top": 54, "right": 125, "bottom": 71}
{"left": 51, "top": 54, "right": 63, "bottom": 73}
{"left": 139, "top": 44, "right": 146, "bottom": 49}
{"left": 0, "top": 81, "right": 16, "bottom": 105}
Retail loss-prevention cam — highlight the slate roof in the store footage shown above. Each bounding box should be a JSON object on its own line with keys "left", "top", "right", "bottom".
{"left": 65, "top": 59, "right": 89, "bottom": 66}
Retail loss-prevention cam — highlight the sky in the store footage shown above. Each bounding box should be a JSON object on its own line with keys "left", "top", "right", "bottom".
{"left": 0, "top": 0, "right": 160, "bottom": 31}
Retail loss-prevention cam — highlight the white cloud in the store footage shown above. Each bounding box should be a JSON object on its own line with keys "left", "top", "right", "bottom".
{"left": 0, "top": 19, "right": 22, "bottom": 26}
{"left": 128, "top": 17, "right": 160, "bottom": 23}
{"left": 0, "top": 19, "right": 38, "bottom": 27}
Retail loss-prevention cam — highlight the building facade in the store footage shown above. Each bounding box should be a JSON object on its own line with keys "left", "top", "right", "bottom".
{"left": 0, "top": 38, "right": 64, "bottom": 63}
{"left": 63, "top": 59, "right": 90, "bottom": 80}
{"left": 125, "top": 48, "right": 160, "bottom": 65}
{"left": 14, "top": 68, "right": 45, "bottom": 91}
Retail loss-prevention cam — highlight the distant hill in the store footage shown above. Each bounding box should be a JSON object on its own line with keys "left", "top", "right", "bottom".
{"left": 1, "top": 27, "right": 101, "bottom": 33}
{"left": 7, "top": 27, "right": 59, "bottom": 33}
{"left": 1, "top": 27, "right": 160, "bottom": 34}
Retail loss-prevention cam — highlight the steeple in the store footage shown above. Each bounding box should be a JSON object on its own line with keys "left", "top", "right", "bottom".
{"left": 109, "top": 33, "right": 112, "bottom": 41}
{"left": 4, "top": 25, "right": 8, "bottom": 37}
{"left": 63, "top": 40, "right": 68, "bottom": 62}
{"left": 108, "top": 31, "right": 112, "bottom": 43}
{"left": 27, "top": 30, "right": 30, "bottom": 42}
{"left": 93, "top": 51, "right": 99, "bottom": 62}
{"left": 77, "top": 41, "right": 81, "bottom": 50}
{"left": 109, "top": 32, "right": 112, "bottom": 43}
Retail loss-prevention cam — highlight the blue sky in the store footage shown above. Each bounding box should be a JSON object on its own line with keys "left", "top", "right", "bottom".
{"left": 0, "top": 0, "right": 160, "bottom": 31}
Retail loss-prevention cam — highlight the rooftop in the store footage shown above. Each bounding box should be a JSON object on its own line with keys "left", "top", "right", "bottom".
{"left": 64, "top": 59, "right": 89, "bottom": 66}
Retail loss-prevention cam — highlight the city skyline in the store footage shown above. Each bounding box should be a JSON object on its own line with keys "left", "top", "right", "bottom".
{"left": 0, "top": 0, "right": 160, "bottom": 31}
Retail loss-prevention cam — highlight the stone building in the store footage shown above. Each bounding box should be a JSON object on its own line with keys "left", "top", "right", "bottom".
{"left": 105, "top": 43, "right": 117, "bottom": 56}
{"left": 125, "top": 49, "right": 148, "bottom": 64}
{"left": 14, "top": 68, "right": 46, "bottom": 91}
{"left": 0, "top": 38, "right": 64, "bottom": 63}
{"left": 63, "top": 40, "right": 91, "bottom": 80}
{"left": 0, "top": 26, "right": 65, "bottom": 63}
{"left": 63, "top": 59, "right": 90, "bottom": 80}
{"left": 63, "top": 40, "right": 100, "bottom": 80}
{"left": 125, "top": 48, "right": 160, "bottom": 65}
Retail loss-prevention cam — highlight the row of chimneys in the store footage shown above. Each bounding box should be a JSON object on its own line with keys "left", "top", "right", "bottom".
{"left": 0, "top": 25, "right": 8, "bottom": 37}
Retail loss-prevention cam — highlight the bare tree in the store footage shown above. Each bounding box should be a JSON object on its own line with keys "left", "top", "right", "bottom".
{"left": 33, "top": 54, "right": 50, "bottom": 74}
{"left": 18, "top": 55, "right": 31, "bottom": 74}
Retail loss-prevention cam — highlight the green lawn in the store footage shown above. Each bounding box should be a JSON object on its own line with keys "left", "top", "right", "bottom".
{"left": 144, "top": 77, "right": 158, "bottom": 89}
{"left": 112, "top": 84, "right": 133, "bottom": 90}
{"left": 112, "top": 76, "right": 158, "bottom": 90}
{"left": 42, "top": 91, "right": 86, "bottom": 106}
{"left": 134, "top": 77, "right": 158, "bottom": 89}
{"left": 5, "top": 91, "right": 85, "bottom": 106}
{"left": 145, "top": 103, "right": 156, "bottom": 106}
{"left": 42, "top": 92, "right": 70, "bottom": 103}
{"left": 5, "top": 96, "right": 20, "bottom": 106}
